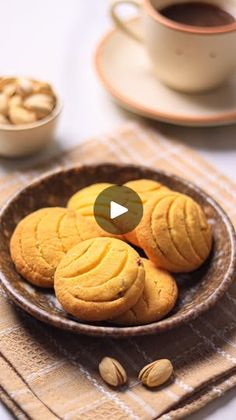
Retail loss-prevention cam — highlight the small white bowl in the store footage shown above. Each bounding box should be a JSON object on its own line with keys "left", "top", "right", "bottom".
{"left": 0, "top": 97, "right": 62, "bottom": 158}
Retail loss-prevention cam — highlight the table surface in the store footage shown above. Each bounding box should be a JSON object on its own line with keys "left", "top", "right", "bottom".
{"left": 0, "top": 1, "right": 236, "bottom": 419}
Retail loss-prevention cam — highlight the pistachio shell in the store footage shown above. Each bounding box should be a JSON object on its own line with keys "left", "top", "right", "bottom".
{"left": 0, "top": 77, "right": 55, "bottom": 125}
{"left": 17, "top": 78, "right": 34, "bottom": 96}
{"left": 0, "top": 77, "right": 16, "bottom": 90}
{"left": 139, "top": 359, "right": 173, "bottom": 388}
{"left": 9, "top": 95, "right": 22, "bottom": 108}
{"left": 24, "top": 93, "right": 54, "bottom": 118}
{"left": 3, "top": 83, "right": 17, "bottom": 97}
{"left": 9, "top": 106, "right": 37, "bottom": 125}
{"left": 34, "top": 81, "right": 53, "bottom": 95}
{"left": 0, "top": 113, "right": 9, "bottom": 124}
{"left": 0, "top": 93, "right": 9, "bottom": 115}
{"left": 99, "top": 357, "right": 127, "bottom": 387}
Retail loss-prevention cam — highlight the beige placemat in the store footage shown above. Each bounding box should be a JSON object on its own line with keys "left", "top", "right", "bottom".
{"left": 0, "top": 122, "right": 236, "bottom": 420}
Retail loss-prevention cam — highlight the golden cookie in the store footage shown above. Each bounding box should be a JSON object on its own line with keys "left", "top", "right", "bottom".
{"left": 54, "top": 237, "right": 145, "bottom": 321}
{"left": 10, "top": 207, "right": 97, "bottom": 288}
{"left": 124, "top": 179, "right": 169, "bottom": 247}
{"left": 124, "top": 179, "right": 169, "bottom": 203}
{"left": 112, "top": 258, "right": 178, "bottom": 325}
{"left": 67, "top": 183, "right": 123, "bottom": 238}
{"left": 67, "top": 183, "right": 113, "bottom": 209}
{"left": 136, "top": 192, "right": 212, "bottom": 272}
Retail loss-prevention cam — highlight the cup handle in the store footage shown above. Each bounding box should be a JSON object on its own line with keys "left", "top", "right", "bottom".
{"left": 110, "top": 0, "right": 143, "bottom": 42}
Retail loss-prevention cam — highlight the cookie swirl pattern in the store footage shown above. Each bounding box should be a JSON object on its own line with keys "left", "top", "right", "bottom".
{"left": 136, "top": 192, "right": 212, "bottom": 272}
{"left": 54, "top": 237, "right": 145, "bottom": 321}
{"left": 67, "top": 183, "right": 123, "bottom": 238}
{"left": 124, "top": 179, "right": 169, "bottom": 247}
{"left": 124, "top": 179, "right": 169, "bottom": 204}
{"left": 10, "top": 207, "right": 96, "bottom": 288}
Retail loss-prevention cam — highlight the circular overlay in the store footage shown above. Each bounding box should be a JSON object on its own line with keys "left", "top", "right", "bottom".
{"left": 94, "top": 185, "right": 143, "bottom": 235}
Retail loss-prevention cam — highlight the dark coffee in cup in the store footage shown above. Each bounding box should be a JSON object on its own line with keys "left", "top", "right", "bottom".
{"left": 160, "top": 2, "right": 235, "bottom": 27}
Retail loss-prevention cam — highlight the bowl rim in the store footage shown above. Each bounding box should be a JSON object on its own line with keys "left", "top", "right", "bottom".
{"left": 0, "top": 163, "right": 235, "bottom": 338}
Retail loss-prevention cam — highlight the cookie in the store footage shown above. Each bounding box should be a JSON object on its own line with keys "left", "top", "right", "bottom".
{"left": 10, "top": 207, "right": 96, "bottom": 288}
{"left": 124, "top": 179, "right": 169, "bottom": 247}
{"left": 67, "top": 183, "right": 113, "bottom": 209}
{"left": 136, "top": 191, "right": 212, "bottom": 272}
{"left": 124, "top": 179, "right": 169, "bottom": 203}
{"left": 112, "top": 258, "right": 178, "bottom": 325}
{"left": 54, "top": 237, "right": 145, "bottom": 321}
{"left": 67, "top": 183, "right": 123, "bottom": 238}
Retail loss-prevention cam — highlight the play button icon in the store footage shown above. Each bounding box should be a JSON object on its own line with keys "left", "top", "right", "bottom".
{"left": 110, "top": 201, "right": 128, "bottom": 219}
{"left": 94, "top": 185, "right": 143, "bottom": 235}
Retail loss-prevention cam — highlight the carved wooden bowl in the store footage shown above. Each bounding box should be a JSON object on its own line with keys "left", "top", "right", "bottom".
{"left": 0, "top": 164, "right": 235, "bottom": 337}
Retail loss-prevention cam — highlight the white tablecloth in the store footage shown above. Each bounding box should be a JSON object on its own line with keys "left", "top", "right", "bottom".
{"left": 0, "top": 1, "right": 235, "bottom": 419}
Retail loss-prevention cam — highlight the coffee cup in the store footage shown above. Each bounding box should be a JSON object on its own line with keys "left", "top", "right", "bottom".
{"left": 110, "top": 0, "right": 236, "bottom": 93}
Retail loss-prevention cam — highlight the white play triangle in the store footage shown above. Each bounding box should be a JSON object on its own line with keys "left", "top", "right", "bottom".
{"left": 110, "top": 201, "right": 128, "bottom": 220}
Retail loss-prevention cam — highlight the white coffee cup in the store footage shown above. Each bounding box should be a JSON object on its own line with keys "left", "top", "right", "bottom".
{"left": 110, "top": 0, "right": 236, "bottom": 93}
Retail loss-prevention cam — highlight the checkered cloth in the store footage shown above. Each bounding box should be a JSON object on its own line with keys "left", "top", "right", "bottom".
{"left": 0, "top": 122, "right": 235, "bottom": 419}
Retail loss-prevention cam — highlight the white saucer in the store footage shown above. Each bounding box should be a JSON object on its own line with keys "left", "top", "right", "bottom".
{"left": 95, "top": 19, "right": 236, "bottom": 127}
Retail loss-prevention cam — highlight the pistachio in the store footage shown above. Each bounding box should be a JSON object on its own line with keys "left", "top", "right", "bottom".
{"left": 99, "top": 357, "right": 127, "bottom": 387}
{"left": 9, "top": 94, "right": 22, "bottom": 109}
{"left": 0, "top": 113, "right": 9, "bottom": 124}
{"left": 0, "top": 77, "right": 16, "bottom": 90}
{"left": 3, "top": 83, "right": 17, "bottom": 97}
{"left": 139, "top": 359, "right": 173, "bottom": 388}
{"left": 9, "top": 106, "right": 37, "bottom": 125}
{"left": 34, "top": 81, "right": 53, "bottom": 95}
{"left": 17, "top": 78, "right": 33, "bottom": 96}
{"left": 0, "top": 77, "right": 56, "bottom": 125}
{"left": 0, "top": 93, "right": 8, "bottom": 115}
{"left": 24, "top": 93, "right": 54, "bottom": 118}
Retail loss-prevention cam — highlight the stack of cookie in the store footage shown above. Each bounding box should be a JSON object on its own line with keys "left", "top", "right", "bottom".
{"left": 10, "top": 179, "right": 212, "bottom": 326}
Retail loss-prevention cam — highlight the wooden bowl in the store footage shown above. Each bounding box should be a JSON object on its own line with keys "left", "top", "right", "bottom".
{"left": 0, "top": 164, "right": 235, "bottom": 338}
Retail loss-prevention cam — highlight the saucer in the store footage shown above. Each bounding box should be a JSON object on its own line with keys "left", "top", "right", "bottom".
{"left": 95, "top": 18, "right": 236, "bottom": 127}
